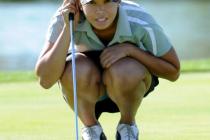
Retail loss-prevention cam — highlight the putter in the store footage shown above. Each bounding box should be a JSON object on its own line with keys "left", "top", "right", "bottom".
{"left": 69, "top": 13, "right": 79, "bottom": 140}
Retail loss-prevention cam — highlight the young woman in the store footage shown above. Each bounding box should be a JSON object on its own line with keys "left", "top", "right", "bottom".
{"left": 35, "top": 0, "right": 180, "bottom": 139}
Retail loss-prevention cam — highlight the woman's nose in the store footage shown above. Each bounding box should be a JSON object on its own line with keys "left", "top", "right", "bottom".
{"left": 96, "top": 5, "right": 105, "bottom": 11}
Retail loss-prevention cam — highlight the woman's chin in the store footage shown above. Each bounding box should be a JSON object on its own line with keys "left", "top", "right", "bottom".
{"left": 93, "top": 24, "right": 110, "bottom": 31}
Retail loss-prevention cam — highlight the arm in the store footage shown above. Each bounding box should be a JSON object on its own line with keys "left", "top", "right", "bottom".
{"left": 35, "top": 1, "right": 80, "bottom": 89}
{"left": 128, "top": 45, "right": 180, "bottom": 81}
{"left": 35, "top": 24, "right": 70, "bottom": 89}
{"left": 100, "top": 43, "right": 180, "bottom": 82}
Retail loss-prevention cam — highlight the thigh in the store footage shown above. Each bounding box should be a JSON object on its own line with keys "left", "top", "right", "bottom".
{"left": 66, "top": 51, "right": 103, "bottom": 71}
{"left": 62, "top": 51, "right": 106, "bottom": 98}
{"left": 62, "top": 52, "right": 100, "bottom": 90}
{"left": 103, "top": 57, "right": 152, "bottom": 92}
{"left": 112, "top": 57, "right": 156, "bottom": 96}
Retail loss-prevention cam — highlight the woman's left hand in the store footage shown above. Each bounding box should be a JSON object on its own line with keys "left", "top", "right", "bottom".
{"left": 100, "top": 43, "right": 135, "bottom": 68}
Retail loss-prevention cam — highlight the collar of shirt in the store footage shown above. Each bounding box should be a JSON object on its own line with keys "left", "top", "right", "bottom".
{"left": 75, "top": 5, "right": 132, "bottom": 46}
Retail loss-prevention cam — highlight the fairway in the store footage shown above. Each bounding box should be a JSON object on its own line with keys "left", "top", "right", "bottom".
{"left": 0, "top": 73, "right": 210, "bottom": 140}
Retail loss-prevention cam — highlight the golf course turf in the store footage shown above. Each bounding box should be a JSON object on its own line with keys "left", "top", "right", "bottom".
{"left": 0, "top": 72, "right": 210, "bottom": 139}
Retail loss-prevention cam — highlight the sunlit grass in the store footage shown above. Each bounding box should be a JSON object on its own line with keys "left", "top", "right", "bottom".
{"left": 0, "top": 73, "right": 210, "bottom": 140}
{"left": 0, "top": 59, "right": 210, "bottom": 83}
{"left": 181, "top": 59, "right": 210, "bottom": 72}
{"left": 0, "top": 71, "right": 37, "bottom": 83}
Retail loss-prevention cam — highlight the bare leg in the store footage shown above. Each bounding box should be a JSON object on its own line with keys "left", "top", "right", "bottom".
{"left": 103, "top": 57, "right": 152, "bottom": 124}
{"left": 60, "top": 53, "right": 105, "bottom": 126}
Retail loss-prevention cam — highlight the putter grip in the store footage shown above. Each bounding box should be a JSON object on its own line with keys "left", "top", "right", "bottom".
{"left": 69, "top": 13, "right": 74, "bottom": 21}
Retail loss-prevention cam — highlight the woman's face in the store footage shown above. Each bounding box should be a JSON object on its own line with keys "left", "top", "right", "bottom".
{"left": 81, "top": 0, "right": 119, "bottom": 30}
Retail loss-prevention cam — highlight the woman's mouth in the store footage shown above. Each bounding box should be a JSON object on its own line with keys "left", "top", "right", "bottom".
{"left": 96, "top": 17, "right": 107, "bottom": 22}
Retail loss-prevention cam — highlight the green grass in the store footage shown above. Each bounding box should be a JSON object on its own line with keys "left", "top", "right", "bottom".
{"left": 0, "top": 71, "right": 37, "bottom": 83}
{"left": 0, "top": 59, "right": 209, "bottom": 83}
{"left": 0, "top": 73, "right": 210, "bottom": 140}
{"left": 181, "top": 59, "right": 210, "bottom": 73}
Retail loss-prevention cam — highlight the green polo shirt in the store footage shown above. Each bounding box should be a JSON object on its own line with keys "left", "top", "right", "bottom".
{"left": 47, "top": 1, "right": 172, "bottom": 57}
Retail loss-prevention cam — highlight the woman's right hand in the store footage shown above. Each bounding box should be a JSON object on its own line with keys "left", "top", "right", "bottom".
{"left": 60, "top": 0, "right": 80, "bottom": 29}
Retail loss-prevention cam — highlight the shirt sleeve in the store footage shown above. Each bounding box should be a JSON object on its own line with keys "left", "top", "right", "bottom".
{"left": 45, "top": 12, "right": 64, "bottom": 43}
{"left": 142, "top": 24, "right": 172, "bottom": 57}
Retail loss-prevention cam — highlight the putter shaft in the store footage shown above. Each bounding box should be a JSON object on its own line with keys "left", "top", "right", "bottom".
{"left": 69, "top": 13, "right": 79, "bottom": 140}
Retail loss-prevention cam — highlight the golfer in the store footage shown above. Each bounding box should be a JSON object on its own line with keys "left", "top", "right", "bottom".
{"left": 35, "top": 0, "right": 180, "bottom": 139}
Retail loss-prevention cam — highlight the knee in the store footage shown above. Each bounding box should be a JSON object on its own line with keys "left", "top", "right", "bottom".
{"left": 60, "top": 55, "right": 101, "bottom": 91}
{"left": 103, "top": 58, "right": 147, "bottom": 91}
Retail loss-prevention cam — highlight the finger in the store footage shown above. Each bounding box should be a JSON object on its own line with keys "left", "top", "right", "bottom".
{"left": 75, "top": 0, "right": 80, "bottom": 11}
{"left": 102, "top": 54, "right": 117, "bottom": 68}
{"left": 68, "top": 0, "right": 76, "bottom": 4}
{"left": 60, "top": 8, "right": 77, "bottom": 18}
{"left": 104, "top": 56, "right": 119, "bottom": 68}
{"left": 100, "top": 52, "right": 112, "bottom": 67}
{"left": 63, "top": 0, "right": 76, "bottom": 6}
{"left": 100, "top": 52, "right": 110, "bottom": 68}
{"left": 61, "top": 3, "right": 77, "bottom": 13}
{"left": 101, "top": 57, "right": 110, "bottom": 68}
{"left": 100, "top": 48, "right": 113, "bottom": 63}
{"left": 103, "top": 58, "right": 112, "bottom": 68}
{"left": 62, "top": 3, "right": 74, "bottom": 10}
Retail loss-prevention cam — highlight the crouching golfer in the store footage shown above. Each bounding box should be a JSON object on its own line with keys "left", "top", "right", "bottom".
{"left": 35, "top": 0, "right": 180, "bottom": 139}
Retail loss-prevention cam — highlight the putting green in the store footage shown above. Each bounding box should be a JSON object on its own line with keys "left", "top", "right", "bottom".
{"left": 0, "top": 73, "right": 210, "bottom": 140}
